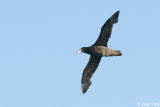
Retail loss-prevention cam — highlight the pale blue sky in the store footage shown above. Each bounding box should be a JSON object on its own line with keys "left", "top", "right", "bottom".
{"left": 0, "top": 0, "right": 160, "bottom": 107}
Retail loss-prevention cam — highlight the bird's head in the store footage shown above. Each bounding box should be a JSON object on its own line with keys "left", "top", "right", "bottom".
{"left": 76, "top": 47, "right": 87, "bottom": 54}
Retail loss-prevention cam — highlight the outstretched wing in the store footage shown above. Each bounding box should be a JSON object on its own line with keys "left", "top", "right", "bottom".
{"left": 81, "top": 55, "right": 101, "bottom": 94}
{"left": 93, "top": 11, "right": 120, "bottom": 47}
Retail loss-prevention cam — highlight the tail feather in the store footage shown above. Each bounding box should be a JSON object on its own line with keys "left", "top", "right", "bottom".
{"left": 81, "top": 80, "right": 91, "bottom": 94}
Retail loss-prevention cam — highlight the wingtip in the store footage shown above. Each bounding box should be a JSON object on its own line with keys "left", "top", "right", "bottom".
{"left": 114, "top": 10, "right": 120, "bottom": 17}
{"left": 81, "top": 80, "right": 92, "bottom": 94}
{"left": 117, "top": 10, "right": 120, "bottom": 14}
{"left": 110, "top": 10, "right": 120, "bottom": 24}
{"left": 116, "top": 10, "right": 120, "bottom": 16}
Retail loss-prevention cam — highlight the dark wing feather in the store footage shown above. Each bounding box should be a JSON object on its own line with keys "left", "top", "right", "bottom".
{"left": 93, "top": 11, "right": 120, "bottom": 47}
{"left": 81, "top": 55, "right": 101, "bottom": 94}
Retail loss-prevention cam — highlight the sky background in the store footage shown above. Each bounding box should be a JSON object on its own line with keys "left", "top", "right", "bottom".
{"left": 0, "top": 0, "right": 160, "bottom": 107}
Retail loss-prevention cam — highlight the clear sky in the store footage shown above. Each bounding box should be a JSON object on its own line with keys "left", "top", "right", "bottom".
{"left": 0, "top": 0, "right": 160, "bottom": 107}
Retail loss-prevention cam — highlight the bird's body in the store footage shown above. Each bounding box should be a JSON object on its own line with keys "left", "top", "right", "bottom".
{"left": 80, "top": 46, "right": 121, "bottom": 57}
{"left": 77, "top": 11, "right": 122, "bottom": 94}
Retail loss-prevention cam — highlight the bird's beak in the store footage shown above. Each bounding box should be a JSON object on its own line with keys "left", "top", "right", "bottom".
{"left": 76, "top": 49, "right": 82, "bottom": 54}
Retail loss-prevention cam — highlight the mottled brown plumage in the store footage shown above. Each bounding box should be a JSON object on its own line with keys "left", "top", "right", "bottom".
{"left": 77, "top": 11, "right": 122, "bottom": 94}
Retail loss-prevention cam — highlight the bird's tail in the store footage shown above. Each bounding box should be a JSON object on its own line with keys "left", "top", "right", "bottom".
{"left": 110, "top": 11, "right": 120, "bottom": 24}
{"left": 81, "top": 80, "right": 91, "bottom": 94}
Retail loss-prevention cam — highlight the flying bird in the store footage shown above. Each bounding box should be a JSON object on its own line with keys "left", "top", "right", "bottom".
{"left": 76, "top": 11, "right": 122, "bottom": 94}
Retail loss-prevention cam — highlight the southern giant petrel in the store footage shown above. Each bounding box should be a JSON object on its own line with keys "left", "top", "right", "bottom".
{"left": 77, "top": 11, "right": 122, "bottom": 94}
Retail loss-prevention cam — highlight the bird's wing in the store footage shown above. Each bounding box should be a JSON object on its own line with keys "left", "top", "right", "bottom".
{"left": 93, "top": 11, "right": 120, "bottom": 47}
{"left": 81, "top": 55, "right": 101, "bottom": 94}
